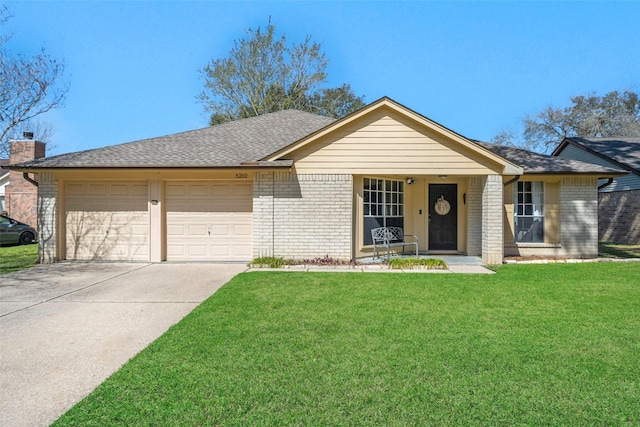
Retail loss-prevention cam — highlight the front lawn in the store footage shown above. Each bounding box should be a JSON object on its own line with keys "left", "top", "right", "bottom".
{"left": 55, "top": 263, "right": 640, "bottom": 426}
{"left": 0, "top": 243, "right": 38, "bottom": 275}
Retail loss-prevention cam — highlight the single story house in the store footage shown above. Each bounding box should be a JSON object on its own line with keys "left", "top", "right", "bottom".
{"left": 552, "top": 137, "right": 640, "bottom": 244}
{"left": 5, "top": 97, "right": 626, "bottom": 264}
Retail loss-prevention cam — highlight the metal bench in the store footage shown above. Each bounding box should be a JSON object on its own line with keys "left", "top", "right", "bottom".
{"left": 371, "top": 227, "right": 419, "bottom": 259}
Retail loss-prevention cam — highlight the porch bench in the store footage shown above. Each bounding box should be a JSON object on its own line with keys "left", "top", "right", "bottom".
{"left": 371, "top": 227, "right": 419, "bottom": 259}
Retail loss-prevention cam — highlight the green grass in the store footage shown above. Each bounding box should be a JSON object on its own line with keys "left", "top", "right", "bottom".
{"left": 54, "top": 263, "right": 640, "bottom": 426}
{"left": 0, "top": 244, "right": 38, "bottom": 274}
{"left": 599, "top": 242, "right": 640, "bottom": 258}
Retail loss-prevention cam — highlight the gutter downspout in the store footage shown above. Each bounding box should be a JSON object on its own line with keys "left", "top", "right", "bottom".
{"left": 23, "top": 172, "right": 38, "bottom": 187}
{"left": 598, "top": 178, "right": 614, "bottom": 191}
{"left": 503, "top": 175, "right": 521, "bottom": 187}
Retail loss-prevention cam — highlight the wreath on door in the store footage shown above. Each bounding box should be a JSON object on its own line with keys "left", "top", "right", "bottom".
{"left": 434, "top": 195, "right": 451, "bottom": 216}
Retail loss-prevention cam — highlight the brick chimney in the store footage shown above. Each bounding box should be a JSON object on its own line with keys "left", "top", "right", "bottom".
{"left": 5, "top": 133, "right": 46, "bottom": 228}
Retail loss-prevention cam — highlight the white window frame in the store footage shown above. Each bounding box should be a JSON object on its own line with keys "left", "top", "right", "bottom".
{"left": 514, "top": 181, "right": 545, "bottom": 243}
{"left": 363, "top": 177, "right": 404, "bottom": 245}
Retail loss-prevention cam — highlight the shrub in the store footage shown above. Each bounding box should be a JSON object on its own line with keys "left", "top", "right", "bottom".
{"left": 300, "top": 255, "right": 357, "bottom": 266}
{"left": 249, "top": 257, "right": 288, "bottom": 268}
{"left": 385, "top": 257, "right": 447, "bottom": 270}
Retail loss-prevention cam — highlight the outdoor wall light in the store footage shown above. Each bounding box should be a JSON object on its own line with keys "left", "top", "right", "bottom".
{"left": 438, "top": 175, "right": 448, "bottom": 180}
{"left": 406, "top": 178, "right": 415, "bottom": 185}
{"left": 150, "top": 200, "right": 159, "bottom": 205}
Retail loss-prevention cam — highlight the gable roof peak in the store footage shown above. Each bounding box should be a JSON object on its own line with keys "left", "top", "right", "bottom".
{"left": 553, "top": 136, "right": 640, "bottom": 174}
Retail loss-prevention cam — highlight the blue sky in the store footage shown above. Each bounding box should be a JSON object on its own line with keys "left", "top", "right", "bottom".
{"left": 3, "top": 1, "right": 639, "bottom": 155}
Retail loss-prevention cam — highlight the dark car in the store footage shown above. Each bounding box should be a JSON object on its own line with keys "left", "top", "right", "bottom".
{"left": 0, "top": 214, "right": 38, "bottom": 245}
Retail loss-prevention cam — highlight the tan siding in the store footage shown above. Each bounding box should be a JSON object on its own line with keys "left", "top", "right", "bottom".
{"left": 503, "top": 183, "right": 515, "bottom": 245}
{"left": 291, "top": 113, "right": 502, "bottom": 175}
{"left": 545, "top": 182, "right": 560, "bottom": 243}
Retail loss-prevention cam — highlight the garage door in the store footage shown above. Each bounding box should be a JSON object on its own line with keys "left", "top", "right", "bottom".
{"left": 65, "top": 181, "right": 149, "bottom": 261}
{"left": 166, "top": 181, "right": 252, "bottom": 261}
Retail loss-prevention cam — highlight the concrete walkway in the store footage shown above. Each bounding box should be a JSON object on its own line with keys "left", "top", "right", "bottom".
{"left": 0, "top": 262, "right": 246, "bottom": 427}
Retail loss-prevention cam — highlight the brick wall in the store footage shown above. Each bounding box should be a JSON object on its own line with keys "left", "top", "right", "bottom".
{"left": 482, "top": 175, "right": 504, "bottom": 264}
{"left": 254, "top": 172, "right": 353, "bottom": 260}
{"left": 598, "top": 189, "right": 640, "bottom": 244}
{"left": 560, "top": 176, "right": 598, "bottom": 256}
{"left": 37, "top": 172, "right": 58, "bottom": 263}
{"left": 6, "top": 140, "right": 46, "bottom": 228}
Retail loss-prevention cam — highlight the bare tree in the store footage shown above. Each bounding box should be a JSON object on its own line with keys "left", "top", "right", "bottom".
{"left": 0, "top": 5, "right": 68, "bottom": 157}
{"left": 493, "top": 89, "right": 640, "bottom": 153}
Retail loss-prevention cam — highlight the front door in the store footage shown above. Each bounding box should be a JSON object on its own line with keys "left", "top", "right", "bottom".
{"left": 428, "top": 184, "right": 457, "bottom": 251}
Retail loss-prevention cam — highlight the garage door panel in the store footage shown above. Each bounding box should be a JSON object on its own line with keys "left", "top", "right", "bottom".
{"left": 234, "top": 184, "right": 252, "bottom": 195}
{"left": 234, "top": 224, "right": 252, "bottom": 236}
{"left": 87, "top": 184, "right": 107, "bottom": 195}
{"left": 189, "top": 225, "right": 208, "bottom": 236}
{"left": 166, "top": 181, "right": 252, "bottom": 261}
{"left": 210, "top": 225, "right": 230, "bottom": 237}
{"left": 65, "top": 181, "right": 149, "bottom": 261}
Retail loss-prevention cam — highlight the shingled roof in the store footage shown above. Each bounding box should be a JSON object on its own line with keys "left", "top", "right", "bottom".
{"left": 9, "top": 110, "right": 335, "bottom": 169}
{"left": 4, "top": 104, "right": 628, "bottom": 177}
{"left": 552, "top": 137, "right": 640, "bottom": 174}
{"left": 475, "top": 141, "right": 626, "bottom": 175}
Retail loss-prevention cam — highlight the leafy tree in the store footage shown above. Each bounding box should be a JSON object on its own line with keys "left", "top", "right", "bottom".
{"left": 198, "top": 21, "right": 365, "bottom": 125}
{"left": 0, "top": 6, "right": 68, "bottom": 157}
{"left": 493, "top": 89, "right": 640, "bottom": 153}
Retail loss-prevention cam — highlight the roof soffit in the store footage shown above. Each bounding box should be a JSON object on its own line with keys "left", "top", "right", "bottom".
{"left": 264, "top": 97, "right": 524, "bottom": 175}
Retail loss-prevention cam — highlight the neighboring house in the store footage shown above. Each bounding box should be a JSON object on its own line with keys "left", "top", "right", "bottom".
{"left": 0, "top": 159, "right": 9, "bottom": 212}
{"left": 0, "top": 136, "right": 45, "bottom": 226}
{"left": 553, "top": 137, "right": 639, "bottom": 244}
{"left": 7, "top": 97, "right": 625, "bottom": 264}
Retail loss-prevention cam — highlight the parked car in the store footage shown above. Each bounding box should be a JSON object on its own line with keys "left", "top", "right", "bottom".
{"left": 0, "top": 214, "right": 37, "bottom": 245}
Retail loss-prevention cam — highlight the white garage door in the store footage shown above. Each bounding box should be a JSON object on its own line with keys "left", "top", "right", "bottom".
{"left": 65, "top": 181, "right": 149, "bottom": 261}
{"left": 166, "top": 181, "right": 252, "bottom": 261}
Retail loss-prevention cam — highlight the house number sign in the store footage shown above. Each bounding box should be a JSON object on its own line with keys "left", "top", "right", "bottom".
{"left": 434, "top": 195, "right": 451, "bottom": 216}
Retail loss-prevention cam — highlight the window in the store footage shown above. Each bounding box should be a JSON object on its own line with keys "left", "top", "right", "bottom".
{"left": 363, "top": 177, "right": 404, "bottom": 245}
{"left": 514, "top": 181, "right": 544, "bottom": 243}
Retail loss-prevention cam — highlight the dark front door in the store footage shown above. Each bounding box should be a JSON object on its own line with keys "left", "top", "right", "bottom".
{"left": 428, "top": 184, "right": 457, "bottom": 251}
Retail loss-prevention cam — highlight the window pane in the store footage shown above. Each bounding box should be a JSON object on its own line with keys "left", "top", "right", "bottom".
{"left": 514, "top": 181, "right": 545, "bottom": 243}
{"left": 362, "top": 178, "right": 405, "bottom": 245}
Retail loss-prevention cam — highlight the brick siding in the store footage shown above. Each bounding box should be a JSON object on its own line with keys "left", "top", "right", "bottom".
{"left": 37, "top": 172, "right": 58, "bottom": 263}
{"left": 481, "top": 175, "right": 504, "bottom": 264}
{"left": 598, "top": 189, "right": 640, "bottom": 244}
{"left": 560, "top": 177, "right": 598, "bottom": 256}
{"left": 6, "top": 140, "right": 45, "bottom": 228}
{"left": 253, "top": 172, "right": 353, "bottom": 260}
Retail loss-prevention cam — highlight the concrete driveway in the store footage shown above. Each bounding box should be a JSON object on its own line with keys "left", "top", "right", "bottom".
{"left": 0, "top": 262, "right": 246, "bottom": 427}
